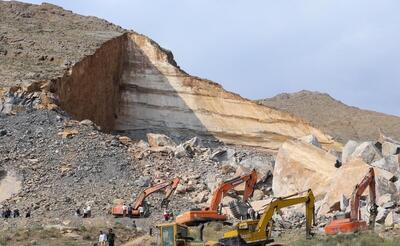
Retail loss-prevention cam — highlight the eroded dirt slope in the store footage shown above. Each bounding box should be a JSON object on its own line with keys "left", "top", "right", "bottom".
{"left": 259, "top": 90, "right": 400, "bottom": 143}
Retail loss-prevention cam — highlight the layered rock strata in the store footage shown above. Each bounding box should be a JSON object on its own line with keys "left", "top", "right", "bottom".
{"left": 52, "top": 33, "right": 339, "bottom": 150}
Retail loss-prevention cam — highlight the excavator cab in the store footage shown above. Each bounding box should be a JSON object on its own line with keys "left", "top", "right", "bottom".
{"left": 157, "top": 223, "right": 218, "bottom": 246}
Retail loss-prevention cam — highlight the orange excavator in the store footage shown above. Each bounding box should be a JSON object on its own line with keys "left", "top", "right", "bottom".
{"left": 112, "top": 177, "right": 180, "bottom": 218}
{"left": 325, "top": 168, "right": 378, "bottom": 235}
{"left": 176, "top": 169, "right": 258, "bottom": 225}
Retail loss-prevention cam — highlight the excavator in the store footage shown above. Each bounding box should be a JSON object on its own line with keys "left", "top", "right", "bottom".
{"left": 112, "top": 177, "right": 180, "bottom": 218}
{"left": 219, "top": 189, "right": 315, "bottom": 245}
{"left": 325, "top": 168, "right": 378, "bottom": 235}
{"left": 176, "top": 169, "right": 258, "bottom": 225}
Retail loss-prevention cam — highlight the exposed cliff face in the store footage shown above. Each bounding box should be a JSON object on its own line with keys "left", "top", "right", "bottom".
{"left": 52, "top": 33, "right": 339, "bottom": 150}
{"left": 53, "top": 35, "right": 127, "bottom": 131}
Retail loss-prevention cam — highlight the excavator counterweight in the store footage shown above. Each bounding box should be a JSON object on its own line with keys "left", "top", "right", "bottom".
{"left": 111, "top": 177, "right": 180, "bottom": 218}
{"left": 176, "top": 169, "right": 258, "bottom": 225}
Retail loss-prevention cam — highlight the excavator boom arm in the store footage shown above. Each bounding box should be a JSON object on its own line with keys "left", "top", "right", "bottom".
{"left": 209, "top": 170, "right": 257, "bottom": 210}
{"left": 133, "top": 177, "right": 180, "bottom": 210}
{"left": 350, "top": 168, "right": 375, "bottom": 220}
{"left": 256, "top": 190, "right": 315, "bottom": 236}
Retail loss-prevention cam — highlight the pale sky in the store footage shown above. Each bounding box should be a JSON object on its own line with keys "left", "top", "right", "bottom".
{"left": 19, "top": 0, "right": 400, "bottom": 116}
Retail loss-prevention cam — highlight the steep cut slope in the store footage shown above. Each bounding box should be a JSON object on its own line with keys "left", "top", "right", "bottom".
{"left": 53, "top": 33, "right": 340, "bottom": 150}
{"left": 1, "top": 1, "right": 339, "bottom": 151}
{"left": 259, "top": 90, "right": 400, "bottom": 143}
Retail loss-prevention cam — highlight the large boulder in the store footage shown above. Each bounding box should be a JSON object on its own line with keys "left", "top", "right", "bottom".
{"left": 133, "top": 176, "right": 152, "bottom": 187}
{"left": 342, "top": 140, "right": 359, "bottom": 164}
{"left": 210, "top": 148, "right": 236, "bottom": 163}
{"left": 174, "top": 137, "right": 199, "bottom": 158}
{"left": 350, "top": 141, "right": 382, "bottom": 164}
{"left": 272, "top": 140, "right": 338, "bottom": 200}
{"left": 238, "top": 155, "right": 274, "bottom": 182}
{"left": 299, "top": 135, "right": 321, "bottom": 148}
{"left": 371, "top": 155, "right": 400, "bottom": 175}
{"left": 146, "top": 133, "right": 176, "bottom": 147}
{"left": 382, "top": 142, "right": 400, "bottom": 157}
{"left": 252, "top": 189, "right": 265, "bottom": 201}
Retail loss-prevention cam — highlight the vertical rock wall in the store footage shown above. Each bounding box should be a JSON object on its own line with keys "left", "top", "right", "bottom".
{"left": 53, "top": 35, "right": 127, "bottom": 131}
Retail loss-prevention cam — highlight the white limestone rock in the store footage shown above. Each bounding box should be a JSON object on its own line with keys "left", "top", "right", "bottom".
{"left": 350, "top": 141, "right": 382, "bottom": 164}
{"left": 371, "top": 155, "right": 400, "bottom": 175}
{"left": 299, "top": 135, "right": 321, "bottom": 148}
{"left": 342, "top": 140, "right": 359, "bottom": 164}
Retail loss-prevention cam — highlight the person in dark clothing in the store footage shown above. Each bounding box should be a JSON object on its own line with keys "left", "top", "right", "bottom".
{"left": 107, "top": 228, "right": 115, "bottom": 246}
{"left": 25, "top": 209, "right": 31, "bottom": 218}
{"left": 13, "top": 209, "right": 20, "bottom": 218}
{"left": 334, "top": 159, "right": 342, "bottom": 168}
{"left": 5, "top": 208, "right": 11, "bottom": 218}
{"left": 127, "top": 204, "right": 133, "bottom": 217}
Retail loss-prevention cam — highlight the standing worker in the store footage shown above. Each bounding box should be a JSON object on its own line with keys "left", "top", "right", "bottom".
{"left": 98, "top": 231, "right": 107, "bottom": 246}
{"left": 122, "top": 204, "right": 127, "bottom": 217}
{"left": 86, "top": 204, "right": 92, "bottom": 218}
{"left": 127, "top": 204, "right": 133, "bottom": 217}
{"left": 107, "top": 228, "right": 115, "bottom": 246}
{"left": 138, "top": 206, "right": 144, "bottom": 217}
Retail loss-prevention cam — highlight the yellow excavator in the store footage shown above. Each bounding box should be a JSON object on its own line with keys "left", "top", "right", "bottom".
{"left": 219, "top": 189, "right": 315, "bottom": 245}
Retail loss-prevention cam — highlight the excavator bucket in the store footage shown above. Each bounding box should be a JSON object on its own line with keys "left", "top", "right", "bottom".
{"left": 324, "top": 218, "right": 367, "bottom": 235}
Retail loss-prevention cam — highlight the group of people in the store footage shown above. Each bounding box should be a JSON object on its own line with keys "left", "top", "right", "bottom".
{"left": 75, "top": 204, "right": 92, "bottom": 218}
{"left": 1, "top": 207, "right": 30, "bottom": 219}
{"left": 97, "top": 228, "right": 115, "bottom": 246}
{"left": 121, "top": 203, "right": 137, "bottom": 217}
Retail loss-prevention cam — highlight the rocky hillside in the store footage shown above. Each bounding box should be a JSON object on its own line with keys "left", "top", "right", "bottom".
{"left": 0, "top": 1, "right": 124, "bottom": 88}
{"left": 0, "top": 1, "right": 340, "bottom": 151}
{"left": 259, "top": 90, "right": 400, "bottom": 143}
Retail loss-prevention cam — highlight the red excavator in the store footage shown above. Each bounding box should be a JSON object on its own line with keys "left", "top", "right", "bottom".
{"left": 176, "top": 169, "right": 258, "bottom": 225}
{"left": 112, "top": 177, "right": 180, "bottom": 218}
{"left": 325, "top": 167, "right": 378, "bottom": 235}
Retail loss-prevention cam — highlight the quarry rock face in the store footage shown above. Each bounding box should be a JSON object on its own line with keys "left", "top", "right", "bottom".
{"left": 50, "top": 32, "right": 340, "bottom": 150}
